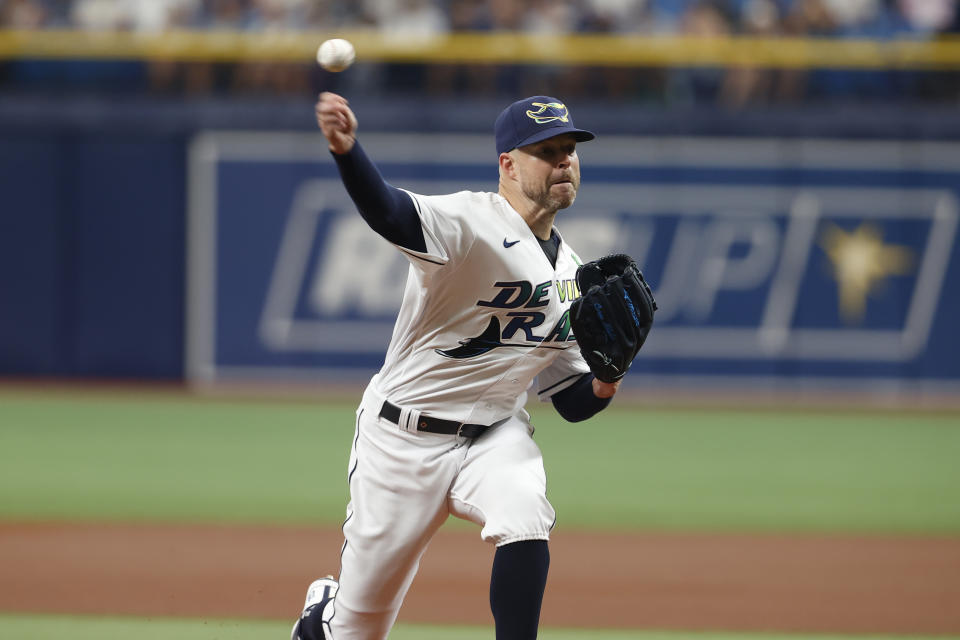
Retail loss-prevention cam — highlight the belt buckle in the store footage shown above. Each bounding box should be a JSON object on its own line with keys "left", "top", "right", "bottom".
{"left": 455, "top": 422, "right": 467, "bottom": 438}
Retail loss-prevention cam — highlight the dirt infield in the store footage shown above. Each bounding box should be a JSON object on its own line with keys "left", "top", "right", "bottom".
{"left": 3, "top": 523, "right": 960, "bottom": 634}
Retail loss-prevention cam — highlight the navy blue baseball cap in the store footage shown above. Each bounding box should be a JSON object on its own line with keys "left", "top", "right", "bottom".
{"left": 494, "top": 96, "right": 595, "bottom": 155}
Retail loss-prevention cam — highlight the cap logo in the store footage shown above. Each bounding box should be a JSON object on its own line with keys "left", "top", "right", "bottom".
{"left": 525, "top": 102, "right": 569, "bottom": 124}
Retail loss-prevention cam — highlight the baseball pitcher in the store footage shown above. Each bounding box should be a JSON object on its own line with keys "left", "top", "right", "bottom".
{"left": 291, "top": 93, "right": 656, "bottom": 640}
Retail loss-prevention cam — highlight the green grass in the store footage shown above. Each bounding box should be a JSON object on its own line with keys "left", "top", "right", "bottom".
{"left": 2, "top": 614, "right": 955, "bottom": 640}
{"left": 1, "top": 389, "right": 959, "bottom": 533}
{"left": 0, "top": 392, "right": 356, "bottom": 524}
{"left": 538, "top": 406, "right": 960, "bottom": 532}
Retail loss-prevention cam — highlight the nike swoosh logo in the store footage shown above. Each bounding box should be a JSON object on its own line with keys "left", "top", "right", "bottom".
{"left": 503, "top": 238, "right": 520, "bottom": 248}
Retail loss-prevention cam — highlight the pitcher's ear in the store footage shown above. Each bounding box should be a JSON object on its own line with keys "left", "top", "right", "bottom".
{"left": 499, "top": 151, "right": 517, "bottom": 176}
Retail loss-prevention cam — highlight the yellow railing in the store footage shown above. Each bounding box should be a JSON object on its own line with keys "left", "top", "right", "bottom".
{"left": 2, "top": 29, "right": 960, "bottom": 69}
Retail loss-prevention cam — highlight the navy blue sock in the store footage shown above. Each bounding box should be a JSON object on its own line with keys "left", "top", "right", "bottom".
{"left": 489, "top": 540, "right": 550, "bottom": 640}
{"left": 297, "top": 603, "right": 325, "bottom": 640}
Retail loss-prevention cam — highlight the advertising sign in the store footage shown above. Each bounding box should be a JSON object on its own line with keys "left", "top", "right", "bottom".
{"left": 188, "top": 133, "right": 959, "bottom": 389}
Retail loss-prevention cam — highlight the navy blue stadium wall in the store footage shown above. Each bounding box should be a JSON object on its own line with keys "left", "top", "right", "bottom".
{"left": 1, "top": 97, "right": 958, "bottom": 381}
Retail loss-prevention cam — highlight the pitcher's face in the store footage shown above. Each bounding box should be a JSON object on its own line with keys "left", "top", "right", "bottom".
{"left": 512, "top": 133, "right": 581, "bottom": 212}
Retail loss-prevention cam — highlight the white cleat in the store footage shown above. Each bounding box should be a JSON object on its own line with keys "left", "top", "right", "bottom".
{"left": 290, "top": 576, "right": 339, "bottom": 640}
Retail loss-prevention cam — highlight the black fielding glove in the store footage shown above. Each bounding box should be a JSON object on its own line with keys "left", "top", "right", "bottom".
{"left": 569, "top": 254, "right": 657, "bottom": 384}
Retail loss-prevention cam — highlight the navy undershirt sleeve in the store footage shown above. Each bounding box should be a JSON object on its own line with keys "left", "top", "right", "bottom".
{"left": 551, "top": 373, "right": 612, "bottom": 422}
{"left": 332, "top": 142, "right": 427, "bottom": 252}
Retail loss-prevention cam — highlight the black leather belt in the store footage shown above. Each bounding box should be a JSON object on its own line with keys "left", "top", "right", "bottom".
{"left": 378, "top": 400, "right": 503, "bottom": 438}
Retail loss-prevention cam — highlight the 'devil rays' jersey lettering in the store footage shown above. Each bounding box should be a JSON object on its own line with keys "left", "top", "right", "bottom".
{"left": 435, "top": 279, "right": 580, "bottom": 359}
{"left": 376, "top": 190, "right": 592, "bottom": 418}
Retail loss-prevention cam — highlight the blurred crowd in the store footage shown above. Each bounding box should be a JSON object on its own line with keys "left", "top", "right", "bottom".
{"left": 1, "top": 0, "right": 959, "bottom": 104}
{"left": 2, "top": 0, "right": 958, "bottom": 36}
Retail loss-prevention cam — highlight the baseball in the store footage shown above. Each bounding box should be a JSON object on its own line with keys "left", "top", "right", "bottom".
{"left": 317, "top": 38, "right": 355, "bottom": 72}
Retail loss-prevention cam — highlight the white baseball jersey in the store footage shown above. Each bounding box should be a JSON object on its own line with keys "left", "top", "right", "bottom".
{"left": 368, "top": 189, "right": 590, "bottom": 425}
{"left": 331, "top": 187, "right": 591, "bottom": 639}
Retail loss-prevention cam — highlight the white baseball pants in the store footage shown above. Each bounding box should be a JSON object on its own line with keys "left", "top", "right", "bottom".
{"left": 327, "top": 386, "right": 556, "bottom": 640}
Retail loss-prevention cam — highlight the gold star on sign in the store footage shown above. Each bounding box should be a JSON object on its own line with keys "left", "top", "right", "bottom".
{"left": 818, "top": 222, "right": 914, "bottom": 324}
